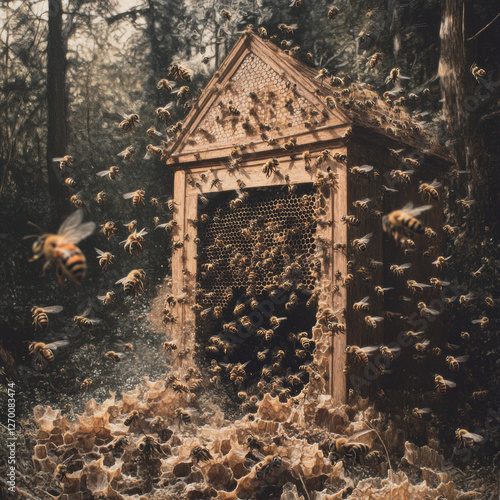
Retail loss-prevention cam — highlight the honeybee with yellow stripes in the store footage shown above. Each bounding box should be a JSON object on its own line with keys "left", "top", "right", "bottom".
{"left": 168, "top": 62, "right": 192, "bottom": 82}
{"left": 352, "top": 198, "right": 372, "bottom": 212}
{"left": 419, "top": 179, "right": 441, "bottom": 202}
{"left": 97, "top": 291, "right": 115, "bottom": 306}
{"left": 52, "top": 155, "right": 74, "bottom": 172}
{"left": 379, "top": 345, "right": 401, "bottom": 361}
{"left": 432, "top": 255, "right": 451, "bottom": 269}
{"left": 407, "top": 280, "right": 431, "bottom": 294}
{"left": 341, "top": 215, "right": 360, "bottom": 229}
{"left": 353, "top": 296, "right": 370, "bottom": 312}
{"left": 382, "top": 203, "right": 431, "bottom": 238}
{"left": 455, "top": 428, "right": 485, "bottom": 449}
{"left": 374, "top": 286, "right": 393, "bottom": 296}
{"left": 120, "top": 228, "right": 148, "bottom": 256}
{"left": 118, "top": 145, "right": 136, "bottom": 161}
{"left": 446, "top": 355, "right": 469, "bottom": 371}
{"left": 97, "top": 166, "right": 119, "bottom": 180}
{"left": 155, "top": 103, "right": 174, "bottom": 121}
{"left": 350, "top": 164, "right": 378, "bottom": 178}
{"left": 31, "top": 305, "right": 63, "bottom": 331}
{"left": 365, "top": 316, "right": 383, "bottom": 329}
{"left": 352, "top": 232, "right": 373, "bottom": 252}
{"left": 156, "top": 78, "right": 176, "bottom": 94}
{"left": 118, "top": 113, "right": 139, "bottom": 132}
{"left": 28, "top": 340, "right": 68, "bottom": 370}
{"left": 95, "top": 248, "right": 115, "bottom": 270}
{"left": 434, "top": 374, "right": 456, "bottom": 394}
{"left": 417, "top": 301, "right": 440, "bottom": 319}
{"left": 345, "top": 345, "right": 379, "bottom": 365}
{"left": 262, "top": 157, "right": 280, "bottom": 178}
{"left": 390, "top": 169, "right": 414, "bottom": 184}
{"left": 390, "top": 263, "right": 412, "bottom": 276}
{"left": 369, "top": 52, "right": 383, "bottom": 68}
{"left": 73, "top": 309, "right": 101, "bottom": 329}
{"left": 27, "top": 210, "right": 95, "bottom": 285}
{"left": 123, "top": 189, "right": 146, "bottom": 207}
{"left": 429, "top": 278, "right": 450, "bottom": 291}
{"left": 325, "top": 429, "right": 373, "bottom": 463}
{"left": 115, "top": 269, "right": 146, "bottom": 297}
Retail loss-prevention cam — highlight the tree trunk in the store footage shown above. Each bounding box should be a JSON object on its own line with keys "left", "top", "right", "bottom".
{"left": 47, "top": 0, "right": 67, "bottom": 214}
{"left": 439, "top": 0, "right": 500, "bottom": 236}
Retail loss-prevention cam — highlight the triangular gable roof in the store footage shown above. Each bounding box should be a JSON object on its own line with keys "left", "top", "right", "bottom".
{"left": 165, "top": 31, "right": 452, "bottom": 166}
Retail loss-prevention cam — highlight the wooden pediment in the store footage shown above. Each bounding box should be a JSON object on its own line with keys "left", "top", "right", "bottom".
{"left": 166, "top": 32, "right": 350, "bottom": 166}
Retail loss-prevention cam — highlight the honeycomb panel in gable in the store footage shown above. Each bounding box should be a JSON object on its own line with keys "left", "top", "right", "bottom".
{"left": 196, "top": 184, "right": 317, "bottom": 311}
{"left": 188, "top": 54, "right": 325, "bottom": 150}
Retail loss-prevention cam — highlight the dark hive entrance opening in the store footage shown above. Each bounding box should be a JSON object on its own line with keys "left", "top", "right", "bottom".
{"left": 194, "top": 184, "right": 319, "bottom": 412}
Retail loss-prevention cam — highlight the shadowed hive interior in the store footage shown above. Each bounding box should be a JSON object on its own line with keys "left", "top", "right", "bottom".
{"left": 195, "top": 184, "right": 320, "bottom": 403}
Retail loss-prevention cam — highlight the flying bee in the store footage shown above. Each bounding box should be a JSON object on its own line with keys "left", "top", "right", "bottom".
{"left": 424, "top": 227, "right": 437, "bottom": 240}
{"left": 457, "top": 198, "right": 476, "bottom": 213}
{"left": 470, "top": 63, "right": 486, "bottom": 83}
{"left": 124, "top": 220, "right": 137, "bottom": 233}
{"left": 417, "top": 302, "right": 440, "bottom": 319}
{"left": 118, "top": 113, "right": 140, "bottom": 132}
{"left": 27, "top": 210, "right": 95, "bottom": 285}
{"left": 278, "top": 23, "right": 298, "bottom": 36}
{"left": 155, "top": 103, "right": 174, "bottom": 121}
{"left": 345, "top": 345, "right": 378, "bottom": 365}
{"left": 442, "top": 225, "right": 458, "bottom": 238}
{"left": 173, "top": 86, "right": 190, "bottom": 102}
{"left": 382, "top": 203, "right": 431, "bottom": 238}
{"left": 63, "top": 177, "right": 76, "bottom": 188}
{"left": 432, "top": 255, "right": 450, "bottom": 269}
{"left": 168, "top": 62, "right": 192, "bottom": 82}
{"left": 412, "top": 407, "right": 432, "bottom": 418}
{"left": 352, "top": 233, "right": 373, "bottom": 252}
{"left": 99, "top": 221, "right": 116, "bottom": 240}
{"left": 97, "top": 166, "right": 120, "bottom": 180}
{"left": 456, "top": 428, "right": 485, "bottom": 450}
{"left": 123, "top": 189, "right": 146, "bottom": 207}
{"left": 418, "top": 179, "right": 441, "bottom": 202}
{"left": 115, "top": 148, "right": 135, "bottom": 165}
{"left": 434, "top": 374, "right": 456, "bottom": 394}
{"left": 390, "top": 169, "right": 414, "bottom": 184}
{"left": 407, "top": 280, "right": 431, "bottom": 294}
{"left": 115, "top": 269, "right": 146, "bottom": 297}
{"left": 145, "top": 144, "right": 162, "bottom": 159}
{"left": 374, "top": 286, "right": 393, "bottom": 296}
{"left": 73, "top": 308, "right": 101, "bottom": 329}
{"left": 446, "top": 355, "right": 469, "bottom": 371}
{"left": 95, "top": 191, "right": 107, "bottom": 205}
{"left": 53, "top": 155, "right": 73, "bottom": 172}
{"left": 350, "top": 164, "right": 376, "bottom": 178}
{"left": 364, "top": 316, "right": 383, "bottom": 329}
{"left": 70, "top": 192, "right": 84, "bottom": 208}
{"left": 353, "top": 198, "right": 372, "bottom": 212}
{"left": 166, "top": 199, "right": 178, "bottom": 211}
{"left": 459, "top": 292, "right": 474, "bottom": 306}
{"left": 472, "top": 316, "right": 489, "bottom": 329}
{"left": 95, "top": 248, "right": 115, "bottom": 270}
{"left": 341, "top": 215, "right": 360, "bottom": 229}
{"left": 105, "top": 350, "right": 125, "bottom": 364}
{"left": 97, "top": 291, "right": 115, "bottom": 306}
{"left": 28, "top": 341, "right": 68, "bottom": 370}
{"left": 31, "top": 305, "right": 63, "bottom": 331}
{"left": 379, "top": 345, "right": 401, "bottom": 361}
{"left": 156, "top": 78, "right": 175, "bottom": 94}
{"left": 390, "top": 263, "right": 411, "bottom": 276}
{"left": 353, "top": 296, "right": 370, "bottom": 312}
{"left": 163, "top": 341, "right": 177, "bottom": 352}
{"left": 120, "top": 228, "right": 148, "bottom": 256}
{"left": 369, "top": 52, "right": 382, "bottom": 68}
{"left": 262, "top": 157, "right": 279, "bottom": 178}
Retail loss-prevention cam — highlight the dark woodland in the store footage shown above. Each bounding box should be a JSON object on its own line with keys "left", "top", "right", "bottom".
{"left": 0, "top": 1, "right": 499, "bottom": 498}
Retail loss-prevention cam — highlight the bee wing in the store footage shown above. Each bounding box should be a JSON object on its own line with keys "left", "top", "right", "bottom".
{"left": 59, "top": 214, "right": 96, "bottom": 244}
{"left": 400, "top": 263, "right": 412, "bottom": 269}
{"left": 462, "top": 432, "right": 484, "bottom": 443}
{"left": 389, "top": 346, "right": 401, "bottom": 353}
{"left": 44, "top": 340, "right": 69, "bottom": 350}
{"left": 115, "top": 276, "right": 129, "bottom": 285}
{"left": 123, "top": 191, "right": 137, "bottom": 199}
{"left": 421, "top": 339, "right": 430, "bottom": 346}
{"left": 155, "top": 223, "right": 168, "bottom": 230}
{"left": 382, "top": 185, "right": 399, "bottom": 192}
{"left": 424, "top": 307, "right": 440, "bottom": 316}
{"left": 408, "top": 204, "right": 432, "bottom": 217}
{"left": 402, "top": 169, "right": 414, "bottom": 175}
{"left": 42, "top": 305, "right": 63, "bottom": 314}
{"left": 358, "top": 296, "right": 370, "bottom": 305}
{"left": 360, "top": 346, "right": 380, "bottom": 354}
{"left": 455, "top": 355, "right": 470, "bottom": 363}
{"left": 359, "top": 232, "right": 373, "bottom": 243}
{"left": 348, "top": 429, "right": 375, "bottom": 441}
{"left": 137, "top": 228, "right": 148, "bottom": 237}
{"left": 359, "top": 164, "right": 374, "bottom": 173}
{"left": 416, "top": 407, "right": 432, "bottom": 414}
{"left": 97, "top": 295, "right": 107, "bottom": 301}
{"left": 97, "top": 170, "right": 110, "bottom": 177}
{"left": 444, "top": 379, "right": 456, "bottom": 388}
{"left": 417, "top": 282, "right": 431, "bottom": 288}
{"left": 95, "top": 248, "right": 105, "bottom": 257}
{"left": 371, "top": 316, "right": 384, "bottom": 322}
{"left": 382, "top": 287, "right": 394, "bottom": 291}
{"left": 429, "top": 179, "right": 442, "bottom": 188}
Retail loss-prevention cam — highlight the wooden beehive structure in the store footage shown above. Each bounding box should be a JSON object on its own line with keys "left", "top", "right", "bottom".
{"left": 164, "top": 32, "right": 453, "bottom": 404}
